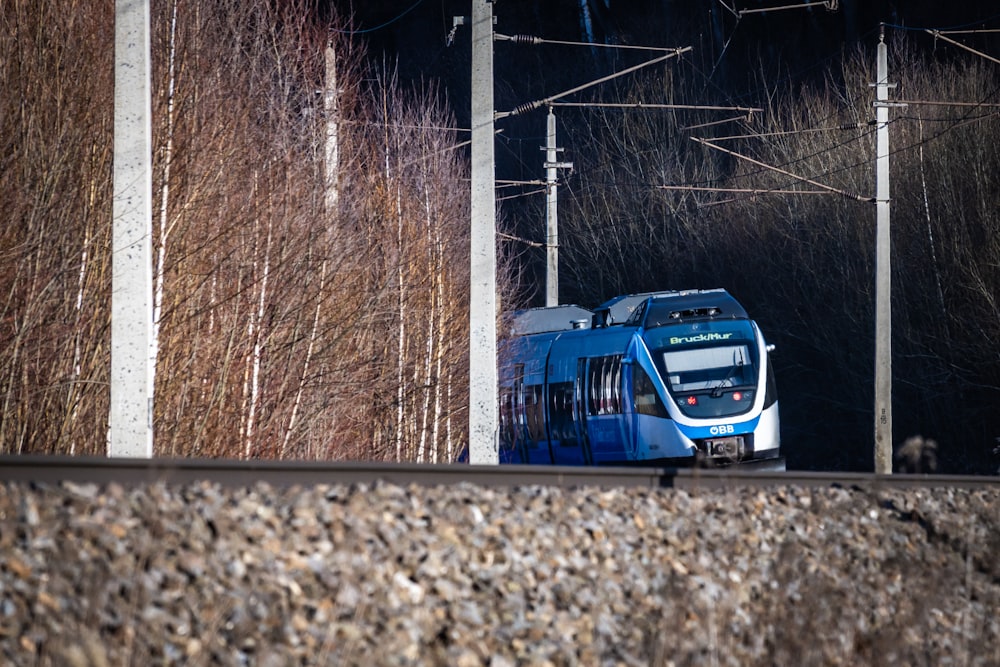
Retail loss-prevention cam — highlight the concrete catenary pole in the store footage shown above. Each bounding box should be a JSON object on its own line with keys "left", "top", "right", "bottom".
{"left": 873, "top": 30, "right": 893, "bottom": 473}
{"left": 543, "top": 108, "right": 572, "bottom": 307}
{"left": 324, "top": 44, "right": 340, "bottom": 212}
{"left": 469, "top": 0, "right": 499, "bottom": 464}
{"left": 545, "top": 108, "right": 559, "bottom": 307}
{"left": 110, "top": 0, "right": 155, "bottom": 457}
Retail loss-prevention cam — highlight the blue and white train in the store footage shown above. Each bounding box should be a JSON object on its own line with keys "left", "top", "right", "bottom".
{"left": 496, "top": 289, "right": 783, "bottom": 469}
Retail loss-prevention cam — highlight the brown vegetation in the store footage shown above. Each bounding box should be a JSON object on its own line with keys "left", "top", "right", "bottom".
{"left": 1, "top": 0, "right": 481, "bottom": 461}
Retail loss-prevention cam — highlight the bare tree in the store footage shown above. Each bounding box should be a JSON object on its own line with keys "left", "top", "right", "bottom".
{"left": 1, "top": 0, "right": 491, "bottom": 462}
{"left": 0, "top": 0, "right": 114, "bottom": 454}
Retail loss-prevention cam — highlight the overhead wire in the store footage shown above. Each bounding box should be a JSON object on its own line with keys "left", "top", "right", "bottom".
{"left": 566, "top": 23, "right": 999, "bottom": 212}
{"left": 775, "top": 20, "right": 1000, "bottom": 175}
{"left": 923, "top": 29, "right": 1000, "bottom": 66}
{"left": 428, "top": 6, "right": 1000, "bottom": 213}
{"left": 551, "top": 102, "right": 761, "bottom": 113}
{"left": 652, "top": 12, "right": 1000, "bottom": 205}
{"left": 470, "top": 4, "right": 828, "bottom": 207}
{"left": 708, "top": 123, "right": 864, "bottom": 141}
{"left": 549, "top": 93, "right": 872, "bottom": 201}
{"left": 883, "top": 14, "right": 1000, "bottom": 33}
{"left": 331, "top": 0, "right": 427, "bottom": 35}
{"left": 495, "top": 48, "right": 692, "bottom": 119}
{"left": 935, "top": 29, "right": 1000, "bottom": 35}
{"left": 495, "top": 34, "right": 685, "bottom": 53}
{"left": 683, "top": 87, "right": 1000, "bottom": 207}
{"left": 497, "top": 188, "right": 547, "bottom": 203}
{"left": 704, "top": 15, "right": 741, "bottom": 86}
{"left": 376, "top": 3, "right": 881, "bottom": 209}
{"left": 689, "top": 136, "right": 874, "bottom": 202}
{"left": 737, "top": 1, "right": 838, "bottom": 16}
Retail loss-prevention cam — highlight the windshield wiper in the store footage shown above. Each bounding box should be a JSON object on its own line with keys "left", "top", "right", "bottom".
{"left": 711, "top": 351, "right": 746, "bottom": 398}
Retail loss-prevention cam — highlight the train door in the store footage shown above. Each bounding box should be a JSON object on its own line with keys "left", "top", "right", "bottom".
{"left": 546, "top": 358, "right": 602, "bottom": 465}
{"left": 522, "top": 380, "right": 553, "bottom": 464}
{"left": 548, "top": 378, "right": 586, "bottom": 464}
{"left": 620, "top": 362, "right": 648, "bottom": 461}
{"left": 620, "top": 360, "right": 637, "bottom": 458}
{"left": 584, "top": 354, "right": 627, "bottom": 463}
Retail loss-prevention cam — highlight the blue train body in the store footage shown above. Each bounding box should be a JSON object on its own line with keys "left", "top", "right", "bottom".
{"left": 496, "top": 289, "right": 782, "bottom": 468}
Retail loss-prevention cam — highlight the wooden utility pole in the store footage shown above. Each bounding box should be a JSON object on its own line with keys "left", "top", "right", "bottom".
{"left": 111, "top": 0, "right": 154, "bottom": 457}
{"left": 468, "top": 0, "right": 499, "bottom": 464}
{"left": 873, "top": 29, "right": 893, "bottom": 474}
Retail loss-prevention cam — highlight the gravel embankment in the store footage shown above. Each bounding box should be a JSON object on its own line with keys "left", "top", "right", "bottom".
{"left": 1, "top": 480, "right": 998, "bottom": 666}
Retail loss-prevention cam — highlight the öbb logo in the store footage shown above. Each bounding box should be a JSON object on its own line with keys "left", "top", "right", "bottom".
{"left": 709, "top": 424, "right": 735, "bottom": 435}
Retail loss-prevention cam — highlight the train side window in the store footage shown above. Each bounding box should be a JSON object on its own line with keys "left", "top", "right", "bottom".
{"left": 587, "top": 354, "right": 623, "bottom": 415}
{"left": 610, "top": 357, "right": 622, "bottom": 413}
{"left": 633, "top": 364, "right": 669, "bottom": 418}
{"left": 764, "top": 356, "right": 778, "bottom": 408}
{"left": 525, "top": 384, "right": 546, "bottom": 444}
{"left": 548, "top": 381, "right": 576, "bottom": 445}
{"left": 587, "top": 357, "right": 602, "bottom": 414}
{"left": 499, "top": 389, "right": 514, "bottom": 447}
{"left": 500, "top": 367, "right": 524, "bottom": 450}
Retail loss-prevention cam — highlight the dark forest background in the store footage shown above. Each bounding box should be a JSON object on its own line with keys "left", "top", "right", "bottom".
{"left": 3, "top": 1, "right": 1000, "bottom": 473}
{"left": 335, "top": 0, "right": 1000, "bottom": 473}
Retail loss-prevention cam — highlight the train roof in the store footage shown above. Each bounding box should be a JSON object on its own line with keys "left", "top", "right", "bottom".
{"left": 509, "top": 289, "right": 748, "bottom": 335}
{"left": 509, "top": 304, "right": 593, "bottom": 335}
{"left": 594, "top": 288, "right": 748, "bottom": 326}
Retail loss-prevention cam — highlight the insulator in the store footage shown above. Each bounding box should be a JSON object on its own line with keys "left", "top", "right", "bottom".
{"left": 511, "top": 34, "right": 543, "bottom": 45}
{"left": 512, "top": 101, "right": 542, "bottom": 116}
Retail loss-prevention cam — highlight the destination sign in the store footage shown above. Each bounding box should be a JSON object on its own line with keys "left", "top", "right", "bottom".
{"left": 667, "top": 332, "right": 735, "bottom": 345}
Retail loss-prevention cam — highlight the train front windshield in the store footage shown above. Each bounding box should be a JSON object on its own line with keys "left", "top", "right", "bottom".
{"left": 648, "top": 322, "right": 760, "bottom": 418}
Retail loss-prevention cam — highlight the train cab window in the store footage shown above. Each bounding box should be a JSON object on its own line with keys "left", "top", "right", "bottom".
{"left": 763, "top": 356, "right": 778, "bottom": 409}
{"left": 633, "top": 364, "right": 669, "bottom": 418}
{"left": 658, "top": 342, "right": 758, "bottom": 418}
{"left": 624, "top": 300, "right": 648, "bottom": 326}
{"left": 661, "top": 344, "right": 754, "bottom": 393}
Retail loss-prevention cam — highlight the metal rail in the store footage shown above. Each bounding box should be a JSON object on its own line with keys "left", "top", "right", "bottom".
{"left": 0, "top": 455, "right": 996, "bottom": 491}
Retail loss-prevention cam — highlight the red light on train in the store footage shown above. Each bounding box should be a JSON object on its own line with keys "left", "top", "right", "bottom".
{"left": 732, "top": 392, "right": 742, "bottom": 401}
{"left": 686, "top": 395, "right": 697, "bottom": 406}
